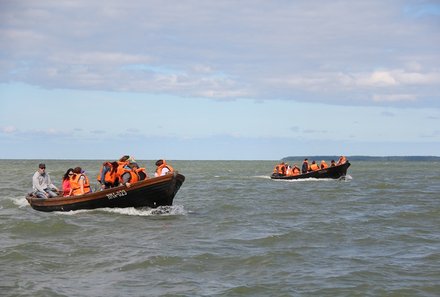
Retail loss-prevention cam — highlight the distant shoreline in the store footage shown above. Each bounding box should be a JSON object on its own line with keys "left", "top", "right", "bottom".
{"left": 282, "top": 156, "right": 440, "bottom": 161}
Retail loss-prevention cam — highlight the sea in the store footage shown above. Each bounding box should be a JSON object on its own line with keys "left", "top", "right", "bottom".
{"left": 0, "top": 159, "right": 439, "bottom": 297}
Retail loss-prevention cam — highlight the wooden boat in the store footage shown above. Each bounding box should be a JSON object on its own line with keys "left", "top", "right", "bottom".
{"left": 26, "top": 172, "right": 185, "bottom": 212}
{"left": 271, "top": 162, "right": 350, "bottom": 180}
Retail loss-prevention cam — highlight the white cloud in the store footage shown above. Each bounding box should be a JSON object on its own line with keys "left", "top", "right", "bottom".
{"left": 373, "top": 94, "right": 417, "bottom": 102}
{"left": 1, "top": 126, "right": 17, "bottom": 133}
{"left": 1, "top": 0, "right": 439, "bottom": 107}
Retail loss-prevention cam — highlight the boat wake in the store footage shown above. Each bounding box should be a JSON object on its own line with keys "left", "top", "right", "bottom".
{"left": 57, "top": 205, "right": 187, "bottom": 216}
{"left": 254, "top": 175, "right": 272, "bottom": 179}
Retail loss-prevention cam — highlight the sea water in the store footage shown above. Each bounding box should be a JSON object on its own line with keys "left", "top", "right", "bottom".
{"left": 0, "top": 160, "right": 439, "bottom": 296}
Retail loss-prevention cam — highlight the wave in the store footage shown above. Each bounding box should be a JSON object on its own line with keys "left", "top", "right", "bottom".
{"left": 54, "top": 205, "right": 187, "bottom": 216}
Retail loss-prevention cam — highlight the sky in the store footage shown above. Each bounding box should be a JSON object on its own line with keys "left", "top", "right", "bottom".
{"left": 1, "top": 0, "right": 439, "bottom": 160}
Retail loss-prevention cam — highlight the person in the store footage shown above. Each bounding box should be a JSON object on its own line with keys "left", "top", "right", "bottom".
{"left": 285, "top": 164, "right": 292, "bottom": 176}
{"left": 301, "top": 158, "right": 309, "bottom": 174}
{"left": 273, "top": 162, "right": 287, "bottom": 176}
{"left": 61, "top": 168, "right": 74, "bottom": 196}
{"left": 97, "top": 161, "right": 119, "bottom": 190}
{"left": 32, "top": 163, "right": 59, "bottom": 198}
{"left": 69, "top": 167, "right": 91, "bottom": 196}
{"left": 119, "top": 163, "right": 139, "bottom": 187}
{"left": 320, "top": 160, "right": 329, "bottom": 169}
{"left": 337, "top": 155, "right": 347, "bottom": 165}
{"left": 309, "top": 160, "right": 320, "bottom": 171}
{"left": 331, "top": 160, "right": 336, "bottom": 167}
{"left": 154, "top": 159, "right": 174, "bottom": 177}
{"left": 292, "top": 164, "right": 301, "bottom": 175}
{"left": 131, "top": 163, "right": 148, "bottom": 181}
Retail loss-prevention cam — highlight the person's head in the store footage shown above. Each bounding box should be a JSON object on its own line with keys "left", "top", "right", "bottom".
{"left": 119, "top": 155, "right": 130, "bottom": 162}
{"left": 73, "top": 167, "right": 82, "bottom": 174}
{"left": 304, "top": 158, "right": 308, "bottom": 161}
{"left": 155, "top": 159, "right": 164, "bottom": 166}
{"left": 38, "top": 163, "right": 46, "bottom": 174}
{"left": 63, "top": 168, "right": 74, "bottom": 180}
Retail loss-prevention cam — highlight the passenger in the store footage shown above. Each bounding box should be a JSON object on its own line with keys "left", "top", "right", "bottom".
{"left": 119, "top": 163, "right": 139, "bottom": 188}
{"left": 97, "top": 161, "right": 119, "bottom": 190}
{"left": 292, "top": 164, "right": 301, "bottom": 175}
{"left": 301, "top": 158, "right": 309, "bottom": 174}
{"left": 310, "top": 160, "right": 320, "bottom": 171}
{"left": 32, "top": 163, "right": 59, "bottom": 198}
{"left": 154, "top": 159, "right": 174, "bottom": 177}
{"left": 61, "top": 168, "right": 74, "bottom": 196}
{"left": 69, "top": 167, "right": 91, "bottom": 196}
{"left": 320, "top": 160, "right": 329, "bottom": 169}
{"left": 286, "top": 164, "right": 292, "bottom": 176}
{"left": 131, "top": 163, "right": 148, "bottom": 181}
{"left": 331, "top": 160, "right": 336, "bottom": 167}
{"left": 337, "top": 156, "right": 347, "bottom": 165}
{"left": 274, "top": 162, "right": 287, "bottom": 175}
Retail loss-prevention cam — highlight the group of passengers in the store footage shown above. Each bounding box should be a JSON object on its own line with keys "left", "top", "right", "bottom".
{"left": 31, "top": 156, "right": 174, "bottom": 199}
{"left": 273, "top": 156, "right": 347, "bottom": 176}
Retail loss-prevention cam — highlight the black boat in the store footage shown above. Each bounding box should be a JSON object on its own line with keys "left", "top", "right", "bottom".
{"left": 26, "top": 172, "right": 185, "bottom": 212}
{"left": 271, "top": 162, "right": 350, "bottom": 180}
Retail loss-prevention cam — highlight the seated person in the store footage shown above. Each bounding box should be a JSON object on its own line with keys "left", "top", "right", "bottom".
{"left": 32, "top": 163, "right": 59, "bottom": 198}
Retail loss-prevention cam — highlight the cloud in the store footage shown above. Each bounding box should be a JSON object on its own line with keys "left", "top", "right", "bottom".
{"left": 373, "top": 94, "right": 417, "bottom": 102}
{"left": 1, "top": 126, "right": 17, "bottom": 133}
{"left": 1, "top": 0, "right": 439, "bottom": 107}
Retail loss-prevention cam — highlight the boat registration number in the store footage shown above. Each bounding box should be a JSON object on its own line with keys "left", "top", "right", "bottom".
{"left": 106, "top": 189, "right": 128, "bottom": 200}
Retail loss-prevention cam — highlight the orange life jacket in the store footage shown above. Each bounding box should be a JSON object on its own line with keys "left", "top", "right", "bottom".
{"left": 292, "top": 167, "right": 300, "bottom": 175}
{"left": 120, "top": 167, "right": 139, "bottom": 184}
{"left": 116, "top": 162, "right": 130, "bottom": 182}
{"left": 97, "top": 162, "right": 117, "bottom": 184}
{"left": 135, "top": 167, "right": 148, "bottom": 180}
{"left": 276, "top": 163, "right": 287, "bottom": 175}
{"left": 310, "top": 163, "right": 320, "bottom": 171}
{"left": 156, "top": 161, "right": 174, "bottom": 176}
{"left": 70, "top": 173, "right": 91, "bottom": 196}
{"left": 320, "top": 161, "right": 329, "bottom": 169}
{"left": 338, "top": 156, "right": 347, "bottom": 165}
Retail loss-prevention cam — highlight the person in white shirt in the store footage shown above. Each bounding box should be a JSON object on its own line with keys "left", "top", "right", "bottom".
{"left": 32, "top": 163, "right": 59, "bottom": 198}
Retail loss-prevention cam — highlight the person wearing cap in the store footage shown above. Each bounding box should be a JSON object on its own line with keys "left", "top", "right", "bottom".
{"left": 32, "top": 163, "right": 59, "bottom": 198}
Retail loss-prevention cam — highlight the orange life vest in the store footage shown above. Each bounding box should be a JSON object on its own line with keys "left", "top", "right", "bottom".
{"left": 310, "top": 163, "right": 320, "bottom": 171}
{"left": 70, "top": 173, "right": 91, "bottom": 196}
{"left": 292, "top": 167, "right": 300, "bottom": 175}
{"left": 119, "top": 167, "right": 139, "bottom": 184}
{"left": 135, "top": 167, "right": 148, "bottom": 180}
{"left": 320, "top": 161, "right": 329, "bottom": 169}
{"left": 97, "top": 162, "right": 117, "bottom": 184}
{"left": 337, "top": 156, "right": 347, "bottom": 165}
{"left": 156, "top": 162, "right": 174, "bottom": 176}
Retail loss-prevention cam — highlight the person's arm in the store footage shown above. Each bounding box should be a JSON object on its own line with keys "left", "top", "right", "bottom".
{"left": 79, "top": 176, "right": 85, "bottom": 194}
{"left": 47, "top": 174, "right": 59, "bottom": 192}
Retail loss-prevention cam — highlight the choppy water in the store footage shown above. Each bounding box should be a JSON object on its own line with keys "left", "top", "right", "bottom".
{"left": 1, "top": 159, "right": 439, "bottom": 297}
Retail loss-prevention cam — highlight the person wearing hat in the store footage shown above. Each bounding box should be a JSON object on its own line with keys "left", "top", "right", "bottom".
{"left": 32, "top": 163, "right": 59, "bottom": 198}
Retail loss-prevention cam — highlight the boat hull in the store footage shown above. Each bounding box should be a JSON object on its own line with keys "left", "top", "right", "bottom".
{"left": 271, "top": 162, "right": 350, "bottom": 180}
{"left": 26, "top": 172, "right": 185, "bottom": 212}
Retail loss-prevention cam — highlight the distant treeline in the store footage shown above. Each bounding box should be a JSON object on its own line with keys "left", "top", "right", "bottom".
{"left": 281, "top": 156, "right": 440, "bottom": 162}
